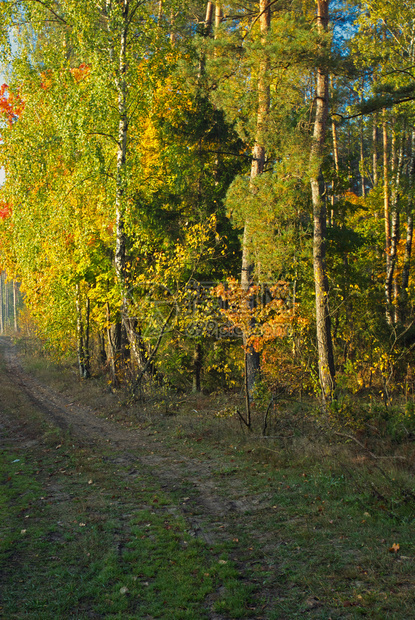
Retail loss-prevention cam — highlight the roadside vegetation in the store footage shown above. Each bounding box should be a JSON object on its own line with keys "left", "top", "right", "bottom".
{"left": 2, "top": 1, "right": 415, "bottom": 410}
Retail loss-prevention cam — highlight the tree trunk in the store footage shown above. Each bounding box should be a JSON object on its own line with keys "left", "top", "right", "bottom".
{"left": 114, "top": 1, "right": 129, "bottom": 303}
{"left": 84, "top": 294, "right": 91, "bottom": 377}
{"left": 192, "top": 342, "right": 202, "bottom": 393}
{"left": 106, "top": 302, "right": 119, "bottom": 386}
{"left": 205, "top": 1, "right": 214, "bottom": 31}
{"left": 170, "top": 9, "right": 176, "bottom": 45}
{"left": 330, "top": 112, "right": 339, "bottom": 225}
{"left": 330, "top": 76, "right": 339, "bottom": 224}
{"left": 215, "top": 2, "right": 223, "bottom": 31}
{"left": 198, "top": 2, "right": 214, "bottom": 76}
{"left": 5, "top": 275, "right": 9, "bottom": 329}
{"left": 401, "top": 129, "right": 415, "bottom": 319}
{"left": 76, "top": 284, "right": 84, "bottom": 379}
{"left": 310, "top": 0, "right": 335, "bottom": 403}
{"left": 389, "top": 130, "right": 404, "bottom": 324}
{"left": 373, "top": 113, "right": 378, "bottom": 187}
{"left": 76, "top": 283, "right": 90, "bottom": 379}
{"left": 383, "top": 111, "right": 392, "bottom": 324}
{"left": 0, "top": 273, "right": 4, "bottom": 334}
{"left": 13, "top": 281, "right": 18, "bottom": 332}
{"left": 360, "top": 113, "right": 366, "bottom": 198}
{"left": 98, "top": 331, "right": 107, "bottom": 367}
{"left": 113, "top": 1, "right": 148, "bottom": 371}
{"left": 332, "top": 119, "right": 339, "bottom": 174}
{"left": 241, "top": 0, "right": 270, "bottom": 397}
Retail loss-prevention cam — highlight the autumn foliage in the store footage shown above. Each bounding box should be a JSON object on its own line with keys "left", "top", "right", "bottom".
{"left": 0, "top": 201, "right": 11, "bottom": 220}
{"left": 1, "top": 0, "right": 415, "bottom": 416}
{"left": 215, "top": 279, "right": 294, "bottom": 352}
{"left": 0, "top": 85, "right": 24, "bottom": 125}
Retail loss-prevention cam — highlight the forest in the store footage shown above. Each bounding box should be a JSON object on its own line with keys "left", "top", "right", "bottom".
{"left": 0, "top": 0, "right": 415, "bottom": 427}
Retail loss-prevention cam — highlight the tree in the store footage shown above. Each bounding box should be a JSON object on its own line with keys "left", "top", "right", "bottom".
{"left": 310, "top": 0, "right": 335, "bottom": 402}
{"left": 240, "top": 0, "right": 270, "bottom": 397}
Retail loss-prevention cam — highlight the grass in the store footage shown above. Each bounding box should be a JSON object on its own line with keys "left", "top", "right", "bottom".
{"left": 0, "top": 436, "right": 253, "bottom": 619}
{"left": 1, "top": 341, "right": 415, "bottom": 618}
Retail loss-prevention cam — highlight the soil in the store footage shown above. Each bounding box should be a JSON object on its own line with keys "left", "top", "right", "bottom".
{"left": 0, "top": 337, "right": 278, "bottom": 618}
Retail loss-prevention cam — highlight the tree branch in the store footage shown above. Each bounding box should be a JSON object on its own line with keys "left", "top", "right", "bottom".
{"left": 333, "top": 432, "right": 406, "bottom": 460}
{"left": 87, "top": 131, "right": 119, "bottom": 145}
{"left": 130, "top": 305, "right": 175, "bottom": 398}
{"left": 25, "top": 0, "right": 68, "bottom": 25}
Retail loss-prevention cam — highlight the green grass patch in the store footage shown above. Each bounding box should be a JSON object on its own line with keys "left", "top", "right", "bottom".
{"left": 0, "top": 433, "right": 253, "bottom": 618}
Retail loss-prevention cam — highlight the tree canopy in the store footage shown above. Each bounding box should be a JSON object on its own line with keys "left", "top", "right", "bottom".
{"left": 1, "top": 0, "right": 415, "bottom": 411}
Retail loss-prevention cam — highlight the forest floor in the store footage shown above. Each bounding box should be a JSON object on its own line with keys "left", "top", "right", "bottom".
{"left": 1, "top": 336, "right": 415, "bottom": 619}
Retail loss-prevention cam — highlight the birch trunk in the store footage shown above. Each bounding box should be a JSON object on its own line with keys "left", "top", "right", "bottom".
{"left": 112, "top": 0, "right": 149, "bottom": 371}
{"left": 13, "top": 281, "right": 18, "bottom": 332}
{"left": 241, "top": 0, "right": 270, "bottom": 396}
{"left": 310, "top": 0, "right": 335, "bottom": 403}
{"left": 76, "top": 283, "right": 90, "bottom": 379}
{"left": 0, "top": 273, "right": 3, "bottom": 334}
{"left": 114, "top": 2, "right": 128, "bottom": 289}
{"left": 113, "top": 1, "right": 132, "bottom": 361}
{"left": 5, "top": 275, "right": 9, "bottom": 329}
{"left": 106, "top": 302, "right": 119, "bottom": 386}
{"left": 84, "top": 294, "right": 91, "bottom": 377}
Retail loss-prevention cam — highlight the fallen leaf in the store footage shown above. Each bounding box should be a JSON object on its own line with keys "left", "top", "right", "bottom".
{"left": 389, "top": 543, "right": 400, "bottom": 554}
{"left": 305, "top": 596, "right": 321, "bottom": 609}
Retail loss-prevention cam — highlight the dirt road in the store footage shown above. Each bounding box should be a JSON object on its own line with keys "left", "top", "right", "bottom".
{"left": 0, "top": 338, "right": 278, "bottom": 618}
{"left": 1, "top": 338, "right": 268, "bottom": 527}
